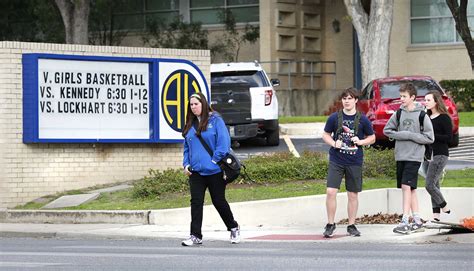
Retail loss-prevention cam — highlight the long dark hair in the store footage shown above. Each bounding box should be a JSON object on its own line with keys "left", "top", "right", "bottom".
{"left": 182, "top": 92, "right": 213, "bottom": 137}
{"left": 426, "top": 91, "right": 448, "bottom": 115}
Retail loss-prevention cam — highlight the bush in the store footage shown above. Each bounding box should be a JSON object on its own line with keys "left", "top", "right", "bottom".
{"left": 243, "top": 151, "right": 329, "bottom": 184}
{"left": 363, "top": 147, "right": 396, "bottom": 179}
{"left": 440, "top": 80, "right": 474, "bottom": 112}
{"left": 132, "top": 168, "right": 189, "bottom": 199}
{"left": 132, "top": 148, "right": 396, "bottom": 199}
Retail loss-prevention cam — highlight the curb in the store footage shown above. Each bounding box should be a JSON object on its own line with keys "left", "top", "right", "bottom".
{"left": 0, "top": 210, "right": 150, "bottom": 224}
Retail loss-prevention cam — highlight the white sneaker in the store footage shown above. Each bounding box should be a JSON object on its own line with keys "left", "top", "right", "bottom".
{"left": 181, "top": 235, "right": 202, "bottom": 246}
{"left": 230, "top": 226, "right": 241, "bottom": 244}
{"left": 440, "top": 211, "right": 458, "bottom": 224}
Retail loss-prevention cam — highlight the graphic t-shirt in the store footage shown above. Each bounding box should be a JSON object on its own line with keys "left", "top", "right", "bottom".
{"left": 324, "top": 111, "right": 374, "bottom": 166}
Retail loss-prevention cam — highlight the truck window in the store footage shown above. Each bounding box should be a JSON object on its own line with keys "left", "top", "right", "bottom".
{"left": 211, "top": 71, "right": 269, "bottom": 87}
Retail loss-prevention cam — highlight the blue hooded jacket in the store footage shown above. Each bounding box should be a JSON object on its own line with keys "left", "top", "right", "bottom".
{"left": 183, "top": 112, "right": 230, "bottom": 175}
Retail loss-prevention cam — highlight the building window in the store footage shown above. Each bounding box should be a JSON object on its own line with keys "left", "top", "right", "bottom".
{"left": 112, "top": 0, "right": 180, "bottom": 30}
{"left": 302, "top": 36, "right": 320, "bottom": 52}
{"left": 411, "top": 0, "right": 474, "bottom": 44}
{"left": 278, "top": 10, "right": 296, "bottom": 27}
{"left": 190, "top": 0, "right": 259, "bottom": 25}
{"left": 278, "top": 34, "right": 296, "bottom": 51}
{"left": 302, "top": 12, "right": 320, "bottom": 29}
{"left": 109, "top": 0, "right": 258, "bottom": 30}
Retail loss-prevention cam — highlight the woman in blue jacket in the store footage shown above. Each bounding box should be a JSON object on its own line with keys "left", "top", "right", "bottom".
{"left": 181, "top": 92, "right": 240, "bottom": 246}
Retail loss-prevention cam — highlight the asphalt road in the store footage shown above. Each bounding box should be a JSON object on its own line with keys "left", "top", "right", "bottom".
{"left": 1, "top": 237, "right": 473, "bottom": 271}
{"left": 234, "top": 136, "right": 474, "bottom": 169}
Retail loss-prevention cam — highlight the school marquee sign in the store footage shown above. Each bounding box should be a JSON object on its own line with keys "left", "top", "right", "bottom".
{"left": 22, "top": 54, "right": 209, "bottom": 143}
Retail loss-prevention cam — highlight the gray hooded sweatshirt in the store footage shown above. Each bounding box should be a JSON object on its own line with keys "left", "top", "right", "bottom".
{"left": 383, "top": 103, "right": 434, "bottom": 162}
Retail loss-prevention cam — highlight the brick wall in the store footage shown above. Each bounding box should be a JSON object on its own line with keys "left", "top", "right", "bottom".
{"left": 0, "top": 41, "right": 210, "bottom": 208}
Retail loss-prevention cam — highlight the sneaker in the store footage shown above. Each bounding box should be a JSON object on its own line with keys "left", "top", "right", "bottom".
{"left": 347, "top": 224, "right": 361, "bottom": 237}
{"left": 439, "top": 210, "right": 457, "bottom": 223}
{"left": 323, "top": 223, "right": 336, "bottom": 238}
{"left": 410, "top": 222, "right": 425, "bottom": 233}
{"left": 230, "top": 226, "right": 241, "bottom": 244}
{"left": 393, "top": 223, "right": 411, "bottom": 234}
{"left": 181, "top": 235, "right": 202, "bottom": 246}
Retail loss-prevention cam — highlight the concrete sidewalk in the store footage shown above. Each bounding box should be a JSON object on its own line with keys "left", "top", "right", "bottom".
{"left": 1, "top": 188, "right": 472, "bottom": 244}
{"left": 1, "top": 223, "right": 472, "bottom": 244}
{"left": 279, "top": 122, "right": 474, "bottom": 137}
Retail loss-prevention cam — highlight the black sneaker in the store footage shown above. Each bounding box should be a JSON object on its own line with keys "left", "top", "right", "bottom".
{"left": 347, "top": 224, "right": 361, "bottom": 237}
{"left": 323, "top": 223, "right": 336, "bottom": 238}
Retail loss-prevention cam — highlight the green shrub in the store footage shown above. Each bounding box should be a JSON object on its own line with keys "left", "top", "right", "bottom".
{"left": 243, "top": 151, "right": 329, "bottom": 184}
{"left": 132, "top": 168, "right": 189, "bottom": 199}
{"left": 440, "top": 80, "right": 474, "bottom": 112}
{"left": 132, "top": 148, "right": 396, "bottom": 199}
{"left": 363, "top": 147, "right": 396, "bottom": 178}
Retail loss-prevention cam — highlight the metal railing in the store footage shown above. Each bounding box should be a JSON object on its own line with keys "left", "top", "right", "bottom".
{"left": 258, "top": 60, "right": 337, "bottom": 91}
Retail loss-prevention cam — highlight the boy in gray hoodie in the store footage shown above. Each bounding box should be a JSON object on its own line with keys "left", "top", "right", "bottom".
{"left": 383, "top": 83, "right": 434, "bottom": 234}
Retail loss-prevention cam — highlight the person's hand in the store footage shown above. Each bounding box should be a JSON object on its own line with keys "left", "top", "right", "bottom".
{"left": 334, "top": 140, "right": 342, "bottom": 149}
{"left": 184, "top": 165, "right": 192, "bottom": 176}
{"left": 351, "top": 136, "right": 361, "bottom": 145}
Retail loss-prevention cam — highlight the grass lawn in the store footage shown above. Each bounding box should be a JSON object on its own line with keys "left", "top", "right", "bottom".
{"left": 281, "top": 111, "right": 474, "bottom": 127}
{"left": 459, "top": 111, "right": 474, "bottom": 127}
{"left": 17, "top": 168, "right": 474, "bottom": 210}
{"left": 280, "top": 116, "right": 328, "bottom": 123}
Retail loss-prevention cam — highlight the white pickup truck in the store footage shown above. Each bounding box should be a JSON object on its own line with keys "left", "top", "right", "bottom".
{"left": 210, "top": 62, "right": 280, "bottom": 146}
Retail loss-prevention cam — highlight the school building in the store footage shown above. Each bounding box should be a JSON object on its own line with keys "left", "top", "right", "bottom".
{"left": 0, "top": 0, "right": 472, "bottom": 208}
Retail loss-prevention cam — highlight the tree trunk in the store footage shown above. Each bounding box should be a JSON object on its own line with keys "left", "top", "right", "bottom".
{"left": 55, "top": 0, "right": 90, "bottom": 44}
{"left": 446, "top": 0, "right": 474, "bottom": 71}
{"left": 344, "top": 0, "right": 394, "bottom": 88}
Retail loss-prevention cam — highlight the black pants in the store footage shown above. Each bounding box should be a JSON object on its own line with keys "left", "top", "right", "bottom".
{"left": 189, "top": 172, "right": 238, "bottom": 239}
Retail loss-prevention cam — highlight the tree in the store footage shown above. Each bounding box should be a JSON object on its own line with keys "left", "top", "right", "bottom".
{"left": 344, "top": 0, "right": 394, "bottom": 88}
{"left": 214, "top": 9, "right": 259, "bottom": 62}
{"left": 0, "top": 0, "right": 64, "bottom": 43}
{"left": 54, "top": 0, "right": 90, "bottom": 44}
{"left": 143, "top": 16, "right": 209, "bottom": 50}
{"left": 89, "top": 0, "right": 127, "bottom": 46}
{"left": 446, "top": 0, "right": 474, "bottom": 70}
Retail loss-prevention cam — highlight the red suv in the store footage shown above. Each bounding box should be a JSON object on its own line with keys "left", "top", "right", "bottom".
{"left": 358, "top": 76, "right": 459, "bottom": 147}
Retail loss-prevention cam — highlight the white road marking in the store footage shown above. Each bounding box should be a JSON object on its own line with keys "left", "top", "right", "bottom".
{"left": 283, "top": 135, "right": 300, "bottom": 157}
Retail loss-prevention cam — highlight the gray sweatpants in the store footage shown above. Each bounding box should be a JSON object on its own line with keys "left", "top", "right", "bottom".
{"left": 424, "top": 155, "right": 449, "bottom": 210}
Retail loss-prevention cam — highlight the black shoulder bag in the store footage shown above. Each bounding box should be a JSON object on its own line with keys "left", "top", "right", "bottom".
{"left": 195, "top": 134, "right": 242, "bottom": 183}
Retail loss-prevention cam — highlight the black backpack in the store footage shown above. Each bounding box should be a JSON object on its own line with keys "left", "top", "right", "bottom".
{"left": 335, "top": 110, "right": 361, "bottom": 140}
{"left": 395, "top": 108, "right": 432, "bottom": 160}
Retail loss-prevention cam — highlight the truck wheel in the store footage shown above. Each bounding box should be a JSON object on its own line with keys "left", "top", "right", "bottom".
{"left": 266, "top": 129, "right": 280, "bottom": 146}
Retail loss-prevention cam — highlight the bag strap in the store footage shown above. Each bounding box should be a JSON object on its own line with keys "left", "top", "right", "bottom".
{"left": 196, "top": 133, "right": 213, "bottom": 158}
{"left": 196, "top": 131, "right": 255, "bottom": 183}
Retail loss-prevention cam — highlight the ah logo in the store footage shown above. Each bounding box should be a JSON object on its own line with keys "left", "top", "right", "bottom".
{"left": 162, "top": 69, "right": 201, "bottom": 132}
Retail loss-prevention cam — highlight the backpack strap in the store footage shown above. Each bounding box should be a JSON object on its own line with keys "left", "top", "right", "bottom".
{"left": 354, "top": 111, "right": 361, "bottom": 135}
{"left": 335, "top": 110, "right": 343, "bottom": 139}
{"left": 396, "top": 108, "right": 402, "bottom": 130}
{"left": 419, "top": 111, "right": 425, "bottom": 132}
{"left": 336, "top": 110, "right": 361, "bottom": 137}
{"left": 396, "top": 108, "right": 425, "bottom": 132}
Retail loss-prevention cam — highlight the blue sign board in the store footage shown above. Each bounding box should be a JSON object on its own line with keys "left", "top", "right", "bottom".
{"left": 22, "top": 54, "right": 209, "bottom": 143}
